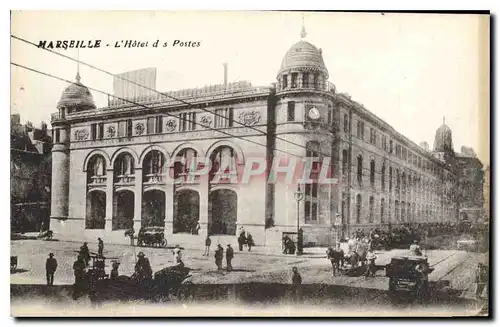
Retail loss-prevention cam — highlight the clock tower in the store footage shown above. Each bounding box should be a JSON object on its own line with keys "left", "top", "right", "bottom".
{"left": 269, "top": 19, "right": 339, "bottom": 246}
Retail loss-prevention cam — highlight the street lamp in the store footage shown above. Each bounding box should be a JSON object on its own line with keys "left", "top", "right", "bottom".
{"left": 294, "top": 184, "right": 304, "bottom": 256}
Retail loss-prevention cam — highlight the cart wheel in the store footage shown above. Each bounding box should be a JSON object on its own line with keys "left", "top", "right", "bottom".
{"left": 137, "top": 240, "right": 143, "bottom": 247}
{"left": 161, "top": 239, "right": 167, "bottom": 248}
{"left": 176, "top": 281, "right": 195, "bottom": 301}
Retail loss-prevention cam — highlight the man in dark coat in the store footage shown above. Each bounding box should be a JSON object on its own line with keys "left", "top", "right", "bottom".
{"left": 226, "top": 244, "right": 234, "bottom": 271}
{"left": 80, "top": 242, "right": 90, "bottom": 266}
{"left": 135, "top": 252, "right": 153, "bottom": 281}
{"left": 204, "top": 235, "right": 212, "bottom": 256}
{"left": 45, "top": 253, "right": 57, "bottom": 286}
{"left": 214, "top": 244, "right": 223, "bottom": 271}
{"left": 97, "top": 238, "right": 104, "bottom": 257}
{"left": 246, "top": 233, "right": 254, "bottom": 252}
{"left": 291, "top": 266, "right": 302, "bottom": 303}
{"left": 72, "top": 255, "right": 86, "bottom": 298}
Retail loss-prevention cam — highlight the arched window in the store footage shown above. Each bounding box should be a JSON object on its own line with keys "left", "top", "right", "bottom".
{"left": 402, "top": 171, "right": 406, "bottom": 193}
{"left": 380, "top": 198, "right": 385, "bottom": 223}
{"left": 396, "top": 169, "right": 401, "bottom": 192}
{"left": 369, "top": 196, "right": 374, "bottom": 223}
{"left": 87, "top": 155, "right": 106, "bottom": 184}
{"left": 144, "top": 150, "right": 165, "bottom": 175}
{"left": 356, "top": 194, "right": 362, "bottom": 224}
{"left": 305, "top": 141, "right": 320, "bottom": 222}
{"left": 302, "top": 72, "right": 309, "bottom": 88}
{"left": 343, "top": 114, "right": 349, "bottom": 132}
{"left": 306, "top": 141, "right": 321, "bottom": 172}
{"left": 395, "top": 200, "right": 400, "bottom": 221}
{"left": 357, "top": 155, "right": 363, "bottom": 185}
{"left": 389, "top": 166, "right": 393, "bottom": 191}
{"left": 174, "top": 148, "right": 197, "bottom": 179}
{"left": 401, "top": 201, "right": 406, "bottom": 221}
{"left": 381, "top": 164, "right": 386, "bottom": 191}
{"left": 114, "top": 153, "right": 135, "bottom": 183}
{"left": 370, "top": 159, "right": 375, "bottom": 188}
{"left": 210, "top": 146, "right": 237, "bottom": 182}
{"left": 342, "top": 149, "right": 348, "bottom": 183}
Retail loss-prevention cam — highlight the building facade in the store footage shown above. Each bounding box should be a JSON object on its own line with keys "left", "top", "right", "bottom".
{"left": 49, "top": 33, "right": 480, "bottom": 247}
{"left": 11, "top": 114, "right": 52, "bottom": 233}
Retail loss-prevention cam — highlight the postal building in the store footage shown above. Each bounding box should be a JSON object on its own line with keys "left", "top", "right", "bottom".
{"left": 49, "top": 32, "right": 471, "bottom": 247}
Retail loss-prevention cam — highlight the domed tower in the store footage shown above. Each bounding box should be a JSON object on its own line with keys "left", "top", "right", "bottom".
{"left": 276, "top": 28, "right": 330, "bottom": 93}
{"left": 50, "top": 71, "right": 96, "bottom": 222}
{"left": 433, "top": 117, "right": 455, "bottom": 163}
{"left": 270, "top": 20, "right": 338, "bottom": 246}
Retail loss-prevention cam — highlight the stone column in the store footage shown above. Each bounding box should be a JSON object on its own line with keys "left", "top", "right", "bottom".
{"left": 165, "top": 180, "right": 174, "bottom": 237}
{"left": 287, "top": 74, "right": 292, "bottom": 90}
{"left": 105, "top": 168, "right": 114, "bottom": 232}
{"left": 133, "top": 168, "right": 142, "bottom": 232}
{"left": 198, "top": 175, "right": 210, "bottom": 238}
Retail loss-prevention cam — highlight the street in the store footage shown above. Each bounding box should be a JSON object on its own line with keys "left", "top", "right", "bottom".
{"left": 11, "top": 239, "right": 487, "bottom": 316}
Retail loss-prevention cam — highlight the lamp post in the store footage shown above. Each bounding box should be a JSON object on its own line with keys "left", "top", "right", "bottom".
{"left": 294, "top": 184, "right": 304, "bottom": 256}
{"left": 334, "top": 213, "right": 341, "bottom": 244}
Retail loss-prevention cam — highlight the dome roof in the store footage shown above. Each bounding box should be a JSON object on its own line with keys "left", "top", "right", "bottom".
{"left": 57, "top": 73, "right": 96, "bottom": 111}
{"left": 278, "top": 40, "right": 328, "bottom": 78}
{"left": 433, "top": 122, "right": 454, "bottom": 152}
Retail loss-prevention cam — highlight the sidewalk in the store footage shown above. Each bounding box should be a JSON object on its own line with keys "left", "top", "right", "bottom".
{"left": 15, "top": 235, "right": 328, "bottom": 259}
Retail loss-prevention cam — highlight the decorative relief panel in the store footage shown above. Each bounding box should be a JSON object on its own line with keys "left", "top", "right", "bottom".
{"left": 165, "top": 118, "right": 178, "bottom": 132}
{"left": 238, "top": 110, "right": 261, "bottom": 126}
{"left": 200, "top": 115, "right": 213, "bottom": 127}
{"left": 106, "top": 125, "right": 116, "bottom": 138}
{"left": 74, "top": 128, "right": 89, "bottom": 141}
{"left": 135, "top": 122, "right": 145, "bottom": 136}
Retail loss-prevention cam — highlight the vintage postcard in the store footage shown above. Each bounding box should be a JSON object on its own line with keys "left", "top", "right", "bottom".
{"left": 10, "top": 10, "right": 490, "bottom": 317}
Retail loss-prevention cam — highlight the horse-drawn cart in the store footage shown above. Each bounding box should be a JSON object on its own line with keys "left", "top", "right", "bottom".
{"left": 74, "top": 254, "right": 195, "bottom": 303}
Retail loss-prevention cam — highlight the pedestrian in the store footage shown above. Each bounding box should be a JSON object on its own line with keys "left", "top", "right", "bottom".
{"left": 246, "top": 233, "right": 254, "bottom": 252}
{"left": 45, "top": 253, "right": 57, "bottom": 286}
{"left": 110, "top": 261, "right": 120, "bottom": 280}
{"left": 364, "top": 249, "right": 377, "bottom": 277}
{"left": 414, "top": 261, "right": 430, "bottom": 303}
{"left": 226, "top": 244, "right": 234, "bottom": 271}
{"left": 238, "top": 230, "right": 246, "bottom": 251}
{"left": 214, "top": 244, "right": 223, "bottom": 271}
{"left": 80, "top": 242, "right": 90, "bottom": 266}
{"left": 291, "top": 266, "right": 302, "bottom": 303}
{"left": 475, "top": 263, "right": 488, "bottom": 299}
{"left": 409, "top": 240, "right": 422, "bottom": 256}
{"left": 327, "top": 244, "right": 344, "bottom": 276}
{"left": 97, "top": 237, "right": 104, "bottom": 257}
{"left": 135, "top": 252, "right": 153, "bottom": 282}
{"left": 172, "top": 245, "right": 182, "bottom": 265}
{"left": 204, "top": 235, "right": 212, "bottom": 256}
{"left": 72, "top": 255, "right": 86, "bottom": 299}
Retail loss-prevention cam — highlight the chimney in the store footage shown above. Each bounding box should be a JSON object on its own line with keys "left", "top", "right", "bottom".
{"left": 223, "top": 63, "right": 228, "bottom": 87}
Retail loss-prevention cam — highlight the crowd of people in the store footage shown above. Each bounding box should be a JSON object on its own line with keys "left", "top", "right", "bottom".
{"left": 341, "top": 221, "right": 488, "bottom": 252}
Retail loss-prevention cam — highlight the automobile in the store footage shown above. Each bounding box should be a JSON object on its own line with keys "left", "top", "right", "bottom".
{"left": 137, "top": 227, "right": 167, "bottom": 248}
{"left": 386, "top": 255, "right": 434, "bottom": 295}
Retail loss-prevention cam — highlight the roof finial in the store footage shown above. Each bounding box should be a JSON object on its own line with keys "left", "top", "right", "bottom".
{"left": 75, "top": 48, "right": 81, "bottom": 82}
{"left": 300, "top": 14, "right": 307, "bottom": 39}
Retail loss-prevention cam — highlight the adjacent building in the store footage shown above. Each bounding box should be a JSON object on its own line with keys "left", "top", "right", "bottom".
{"left": 49, "top": 30, "right": 483, "bottom": 247}
{"left": 11, "top": 114, "right": 52, "bottom": 233}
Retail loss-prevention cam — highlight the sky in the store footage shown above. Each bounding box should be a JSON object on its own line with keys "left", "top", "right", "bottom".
{"left": 10, "top": 11, "right": 490, "bottom": 165}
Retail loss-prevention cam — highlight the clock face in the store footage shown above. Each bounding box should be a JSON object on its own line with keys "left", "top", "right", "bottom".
{"left": 308, "top": 107, "right": 321, "bottom": 120}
